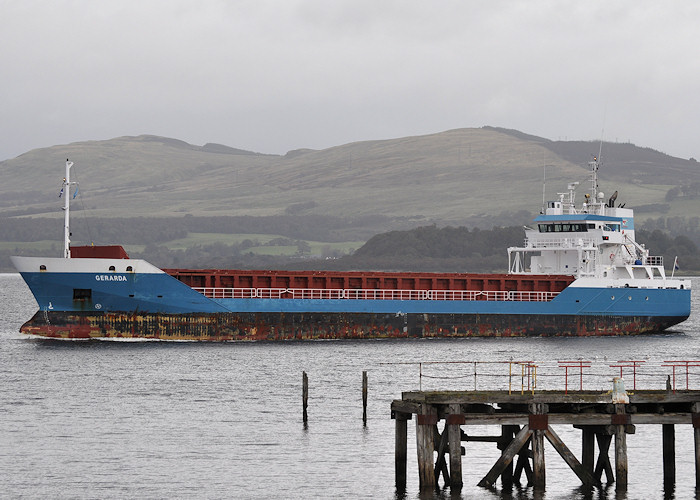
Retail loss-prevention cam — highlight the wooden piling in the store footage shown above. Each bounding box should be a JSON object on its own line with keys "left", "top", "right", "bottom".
{"left": 693, "top": 402, "right": 700, "bottom": 488}
{"left": 594, "top": 432, "right": 614, "bottom": 483}
{"left": 513, "top": 432, "right": 533, "bottom": 486}
{"left": 416, "top": 404, "right": 437, "bottom": 490}
{"left": 447, "top": 403, "right": 464, "bottom": 489}
{"left": 362, "top": 371, "right": 368, "bottom": 425}
{"left": 581, "top": 427, "right": 595, "bottom": 475}
{"left": 614, "top": 404, "right": 628, "bottom": 492}
{"left": 498, "top": 425, "right": 515, "bottom": 488}
{"left": 478, "top": 425, "right": 531, "bottom": 487}
{"left": 433, "top": 426, "right": 450, "bottom": 485}
{"left": 394, "top": 412, "right": 409, "bottom": 491}
{"left": 302, "top": 371, "right": 308, "bottom": 424}
{"left": 662, "top": 424, "right": 675, "bottom": 488}
{"left": 530, "top": 403, "right": 547, "bottom": 489}
{"left": 544, "top": 426, "right": 597, "bottom": 487}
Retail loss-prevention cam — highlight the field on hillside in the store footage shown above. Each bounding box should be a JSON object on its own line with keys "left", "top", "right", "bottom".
{"left": 3, "top": 128, "right": 696, "bottom": 226}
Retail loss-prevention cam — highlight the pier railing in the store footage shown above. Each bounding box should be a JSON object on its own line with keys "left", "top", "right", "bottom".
{"left": 192, "top": 287, "right": 559, "bottom": 302}
{"left": 380, "top": 359, "right": 700, "bottom": 394}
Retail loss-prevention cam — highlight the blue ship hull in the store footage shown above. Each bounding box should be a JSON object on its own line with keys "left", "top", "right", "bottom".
{"left": 15, "top": 267, "right": 691, "bottom": 340}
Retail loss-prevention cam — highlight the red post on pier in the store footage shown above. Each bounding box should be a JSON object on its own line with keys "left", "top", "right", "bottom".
{"left": 609, "top": 360, "right": 646, "bottom": 390}
{"left": 558, "top": 361, "right": 591, "bottom": 394}
{"left": 662, "top": 361, "right": 700, "bottom": 392}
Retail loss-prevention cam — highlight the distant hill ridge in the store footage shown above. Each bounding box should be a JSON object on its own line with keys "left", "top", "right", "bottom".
{"left": 1, "top": 127, "right": 698, "bottom": 227}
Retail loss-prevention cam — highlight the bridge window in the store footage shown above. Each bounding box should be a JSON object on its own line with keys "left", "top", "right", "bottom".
{"left": 538, "top": 223, "right": 588, "bottom": 233}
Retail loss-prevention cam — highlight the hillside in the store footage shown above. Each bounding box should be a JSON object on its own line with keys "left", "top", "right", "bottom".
{"left": 2, "top": 127, "right": 698, "bottom": 226}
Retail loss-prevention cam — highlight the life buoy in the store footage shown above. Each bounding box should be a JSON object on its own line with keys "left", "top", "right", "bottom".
{"left": 609, "top": 253, "right": 615, "bottom": 261}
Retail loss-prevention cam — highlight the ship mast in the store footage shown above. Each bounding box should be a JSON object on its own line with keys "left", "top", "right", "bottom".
{"left": 62, "top": 159, "right": 74, "bottom": 258}
{"left": 589, "top": 156, "right": 599, "bottom": 201}
{"left": 584, "top": 154, "right": 603, "bottom": 214}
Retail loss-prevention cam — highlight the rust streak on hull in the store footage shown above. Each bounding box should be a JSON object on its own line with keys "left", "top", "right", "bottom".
{"left": 19, "top": 310, "right": 683, "bottom": 341}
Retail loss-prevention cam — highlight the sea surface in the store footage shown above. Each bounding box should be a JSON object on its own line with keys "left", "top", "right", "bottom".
{"left": 1, "top": 273, "right": 699, "bottom": 499}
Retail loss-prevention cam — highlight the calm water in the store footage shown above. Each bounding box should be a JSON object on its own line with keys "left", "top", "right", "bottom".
{"left": 1, "top": 273, "right": 699, "bottom": 499}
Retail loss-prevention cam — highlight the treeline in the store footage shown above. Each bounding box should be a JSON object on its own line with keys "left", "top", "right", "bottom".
{"left": 3, "top": 216, "right": 699, "bottom": 273}
{"left": 328, "top": 225, "right": 524, "bottom": 272}
{"left": 639, "top": 216, "right": 700, "bottom": 246}
{"left": 666, "top": 182, "right": 700, "bottom": 201}
{"left": 309, "top": 224, "right": 699, "bottom": 273}
{"left": 636, "top": 229, "right": 700, "bottom": 271}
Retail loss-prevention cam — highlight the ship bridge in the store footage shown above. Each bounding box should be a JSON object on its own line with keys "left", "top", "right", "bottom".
{"left": 507, "top": 168, "right": 665, "bottom": 279}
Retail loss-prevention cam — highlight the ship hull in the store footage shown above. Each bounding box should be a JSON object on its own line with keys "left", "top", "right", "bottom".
{"left": 19, "top": 309, "right": 687, "bottom": 340}
{"left": 11, "top": 254, "right": 691, "bottom": 340}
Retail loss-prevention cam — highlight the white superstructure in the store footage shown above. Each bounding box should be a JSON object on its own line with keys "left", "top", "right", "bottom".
{"left": 508, "top": 158, "right": 690, "bottom": 290}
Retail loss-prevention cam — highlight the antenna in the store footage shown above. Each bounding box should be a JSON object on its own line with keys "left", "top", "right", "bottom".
{"left": 542, "top": 151, "right": 546, "bottom": 210}
{"left": 598, "top": 103, "right": 606, "bottom": 164}
{"left": 595, "top": 107, "right": 606, "bottom": 197}
{"left": 587, "top": 113, "right": 606, "bottom": 205}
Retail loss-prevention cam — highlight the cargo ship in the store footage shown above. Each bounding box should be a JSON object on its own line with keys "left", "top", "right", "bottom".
{"left": 12, "top": 159, "right": 691, "bottom": 340}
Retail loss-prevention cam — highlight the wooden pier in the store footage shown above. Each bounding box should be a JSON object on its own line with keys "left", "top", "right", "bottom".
{"left": 391, "top": 387, "right": 700, "bottom": 492}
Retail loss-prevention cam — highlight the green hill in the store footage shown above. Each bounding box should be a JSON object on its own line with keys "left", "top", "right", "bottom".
{"left": 2, "top": 127, "right": 700, "bottom": 272}
{"left": 3, "top": 127, "right": 698, "bottom": 224}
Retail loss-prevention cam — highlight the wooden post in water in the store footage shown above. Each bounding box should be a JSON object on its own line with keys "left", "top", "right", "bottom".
{"left": 693, "top": 402, "right": 700, "bottom": 488}
{"left": 529, "top": 403, "right": 547, "bottom": 490}
{"left": 447, "top": 403, "right": 464, "bottom": 489}
{"left": 302, "top": 371, "right": 308, "bottom": 425}
{"left": 394, "top": 411, "right": 409, "bottom": 492}
{"left": 581, "top": 427, "right": 595, "bottom": 476}
{"left": 663, "top": 424, "right": 676, "bottom": 488}
{"left": 544, "top": 426, "right": 597, "bottom": 487}
{"left": 498, "top": 425, "right": 515, "bottom": 488}
{"left": 416, "top": 404, "right": 437, "bottom": 491}
{"left": 362, "top": 371, "right": 368, "bottom": 426}
{"left": 594, "top": 432, "right": 614, "bottom": 483}
{"left": 478, "top": 425, "right": 531, "bottom": 487}
{"left": 613, "top": 404, "right": 628, "bottom": 492}
{"left": 433, "top": 426, "right": 450, "bottom": 485}
{"left": 513, "top": 429, "right": 533, "bottom": 486}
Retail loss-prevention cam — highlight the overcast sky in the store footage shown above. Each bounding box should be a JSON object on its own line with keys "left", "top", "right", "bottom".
{"left": 3, "top": 1, "right": 699, "bottom": 162}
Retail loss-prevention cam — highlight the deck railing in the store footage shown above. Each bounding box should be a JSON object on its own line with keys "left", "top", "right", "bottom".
{"left": 191, "top": 287, "right": 560, "bottom": 302}
{"left": 645, "top": 255, "right": 664, "bottom": 266}
{"left": 524, "top": 237, "right": 596, "bottom": 248}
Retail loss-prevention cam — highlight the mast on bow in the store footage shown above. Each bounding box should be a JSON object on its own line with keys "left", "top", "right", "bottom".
{"left": 62, "top": 159, "right": 75, "bottom": 258}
